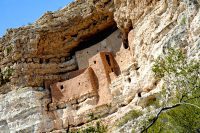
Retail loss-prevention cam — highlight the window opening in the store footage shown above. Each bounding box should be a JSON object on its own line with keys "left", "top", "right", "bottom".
{"left": 105, "top": 55, "right": 111, "bottom": 66}
{"left": 39, "top": 58, "right": 43, "bottom": 64}
{"left": 60, "top": 85, "right": 64, "bottom": 90}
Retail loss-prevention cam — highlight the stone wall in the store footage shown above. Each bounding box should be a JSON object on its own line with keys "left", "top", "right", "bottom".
{"left": 51, "top": 67, "right": 98, "bottom": 104}
{"left": 88, "top": 52, "right": 118, "bottom": 105}
{"left": 51, "top": 52, "right": 120, "bottom": 108}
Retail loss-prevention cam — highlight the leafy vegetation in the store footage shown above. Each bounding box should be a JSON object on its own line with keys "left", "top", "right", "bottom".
{"left": 180, "top": 16, "right": 187, "bottom": 25}
{"left": 116, "top": 110, "right": 142, "bottom": 127}
{"left": 5, "top": 46, "right": 13, "bottom": 55}
{"left": 70, "top": 121, "right": 108, "bottom": 133}
{"left": 142, "top": 48, "right": 200, "bottom": 132}
{"left": 148, "top": 101, "right": 200, "bottom": 133}
{"left": 88, "top": 113, "right": 101, "bottom": 121}
{"left": 145, "top": 97, "right": 161, "bottom": 108}
{"left": 0, "top": 67, "right": 14, "bottom": 86}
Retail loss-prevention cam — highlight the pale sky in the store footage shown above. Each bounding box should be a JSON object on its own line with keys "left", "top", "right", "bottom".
{"left": 0, "top": 0, "right": 73, "bottom": 37}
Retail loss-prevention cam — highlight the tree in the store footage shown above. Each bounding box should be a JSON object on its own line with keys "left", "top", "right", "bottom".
{"left": 142, "top": 48, "right": 200, "bottom": 132}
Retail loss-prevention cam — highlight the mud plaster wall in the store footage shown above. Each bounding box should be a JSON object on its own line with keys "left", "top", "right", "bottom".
{"left": 51, "top": 67, "right": 97, "bottom": 103}
{"left": 75, "top": 30, "right": 122, "bottom": 69}
{"left": 44, "top": 69, "right": 86, "bottom": 90}
{"left": 89, "top": 52, "right": 116, "bottom": 105}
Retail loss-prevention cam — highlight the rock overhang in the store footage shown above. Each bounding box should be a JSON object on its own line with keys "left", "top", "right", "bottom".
{"left": 0, "top": 0, "right": 116, "bottom": 59}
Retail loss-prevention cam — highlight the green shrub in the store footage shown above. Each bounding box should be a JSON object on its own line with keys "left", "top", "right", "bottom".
{"left": 116, "top": 110, "right": 142, "bottom": 127}
{"left": 180, "top": 16, "right": 186, "bottom": 25}
{"left": 5, "top": 46, "right": 13, "bottom": 55}
{"left": 88, "top": 113, "right": 100, "bottom": 121}
{"left": 146, "top": 97, "right": 161, "bottom": 108}
{"left": 0, "top": 67, "right": 14, "bottom": 85}
{"left": 144, "top": 48, "right": 200, "bottom": 132}
{"left": 148, "top": 101, "right": 200, "bottom": 133}
{"left": 70, "top": 121, "right": 108, "bottom": 133}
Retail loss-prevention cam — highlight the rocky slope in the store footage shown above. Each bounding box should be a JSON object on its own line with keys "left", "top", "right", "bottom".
{"left": 0, "top": 0, "right": 199, "bottom": 132}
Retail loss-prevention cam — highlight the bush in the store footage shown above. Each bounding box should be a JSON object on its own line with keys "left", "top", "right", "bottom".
{"left": 144, "top": 48, "right": 200, "bottom": 132}
{"left": 70, "top": 121, "right": 108, "bottom": 133}
{"left": 5, "top": 46, "right": 13, "bottom": 55}
{"left": 148, "top": 101, "right": 200, "bottom": 132}
{"left": 0, "top": 67, "right": 14, "bottom": 86}
{"left": 116, "top": 110, "right": 142, "bottom": 127}
{"left": 180, "top": 16, "right": 186, "bottom": 25}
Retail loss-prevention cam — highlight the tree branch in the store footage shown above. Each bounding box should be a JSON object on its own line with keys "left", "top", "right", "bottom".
{"left": 141, "top": 104, "right": 180, "bottom": 133}
{"left": 141, "top": 96, "right": 200, "bottom": 133}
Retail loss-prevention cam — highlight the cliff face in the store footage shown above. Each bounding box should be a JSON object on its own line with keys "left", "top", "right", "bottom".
{"left": 0, "top": 0, "right": 199, "bottom": 132}
{"left": 0, "top": 0, "right": 115, "bottom": 89}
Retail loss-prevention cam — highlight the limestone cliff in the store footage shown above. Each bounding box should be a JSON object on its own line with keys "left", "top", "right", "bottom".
{"left": 0, "top": 0, "right": 199, "bottom": 132}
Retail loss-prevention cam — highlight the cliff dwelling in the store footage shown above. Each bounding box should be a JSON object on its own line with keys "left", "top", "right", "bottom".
{"left": 48, "top": 29, "right": 133, "bottom": 110}
{"left": 50, "top": 52, "right": 119, "bottom": 106}
{"left": 1, "top": 0, "right": 199, "bottom": 132}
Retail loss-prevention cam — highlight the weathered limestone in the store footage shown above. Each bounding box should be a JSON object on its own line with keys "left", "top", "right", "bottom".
{"left": 0, "top": 0, "right": 199, "bottom": 132}
{"left": 108, "top": 0, "right": 200, "bottom": 132}
{"left": 0, "top": 87, "right": 54, "bottom": 132}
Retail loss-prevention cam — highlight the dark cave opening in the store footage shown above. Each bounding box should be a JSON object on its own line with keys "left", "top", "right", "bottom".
{"left": 70, "top": 25, "right": 118, "bottom": 55}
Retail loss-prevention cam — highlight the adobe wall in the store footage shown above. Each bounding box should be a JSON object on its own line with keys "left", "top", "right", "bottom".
{"left": 75, "top": 30, "right": 122, "bottom": 69}
{"left": 60, "top": 68, "right": 86, "bottom": 81}
{"left": 51, "top": 67, "right": 98, "bottom": 103}
{"left": 89, "top": 52, "right": 117, "bottom": 105}
{"left": 44, "top": 68, "right": 86, "bottom": 90}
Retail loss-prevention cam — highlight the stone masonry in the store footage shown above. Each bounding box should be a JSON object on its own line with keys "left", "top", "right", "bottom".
{"left": 50, "top": 52, "right": 119, "bottom": 107}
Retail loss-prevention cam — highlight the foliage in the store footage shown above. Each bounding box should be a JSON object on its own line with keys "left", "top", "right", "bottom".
{"left": 180, "top": 16, "right": 187, "bottom": 25}
{"left": 152, "top": 48, "right": 199, "bottom": 104}
{"left": 88, "top": 113, "right": 100, "bottom": 121}
{"left": 116, "top": 110, "right": 142, "bottom": 127}
{"left": 143, "top": 48, "right": 200, "bottom": 132}
{"left": 146, "top": 97, "right": 161, "bottom": 108}
{"left": 70, "top": 121, "right": 108, "bottom": 133}
{"left": 5, "top": 46, "right": 13, "bottom": 55}
{"left": 147, "top": 100, "right": 200, "bottom": 133}
{"left": 0, "top": 67, "right": 14, "bottom": 85}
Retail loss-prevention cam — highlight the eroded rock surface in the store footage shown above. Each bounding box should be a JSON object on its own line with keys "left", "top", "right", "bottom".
{"left": 0, "top": 0, "right": 199, "bottom": 132}
{"left": 0, "top": 87, "right": 53, "bottom": 132}
{"left": 0, "top": 0, "right": 115, "bottom": 89}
